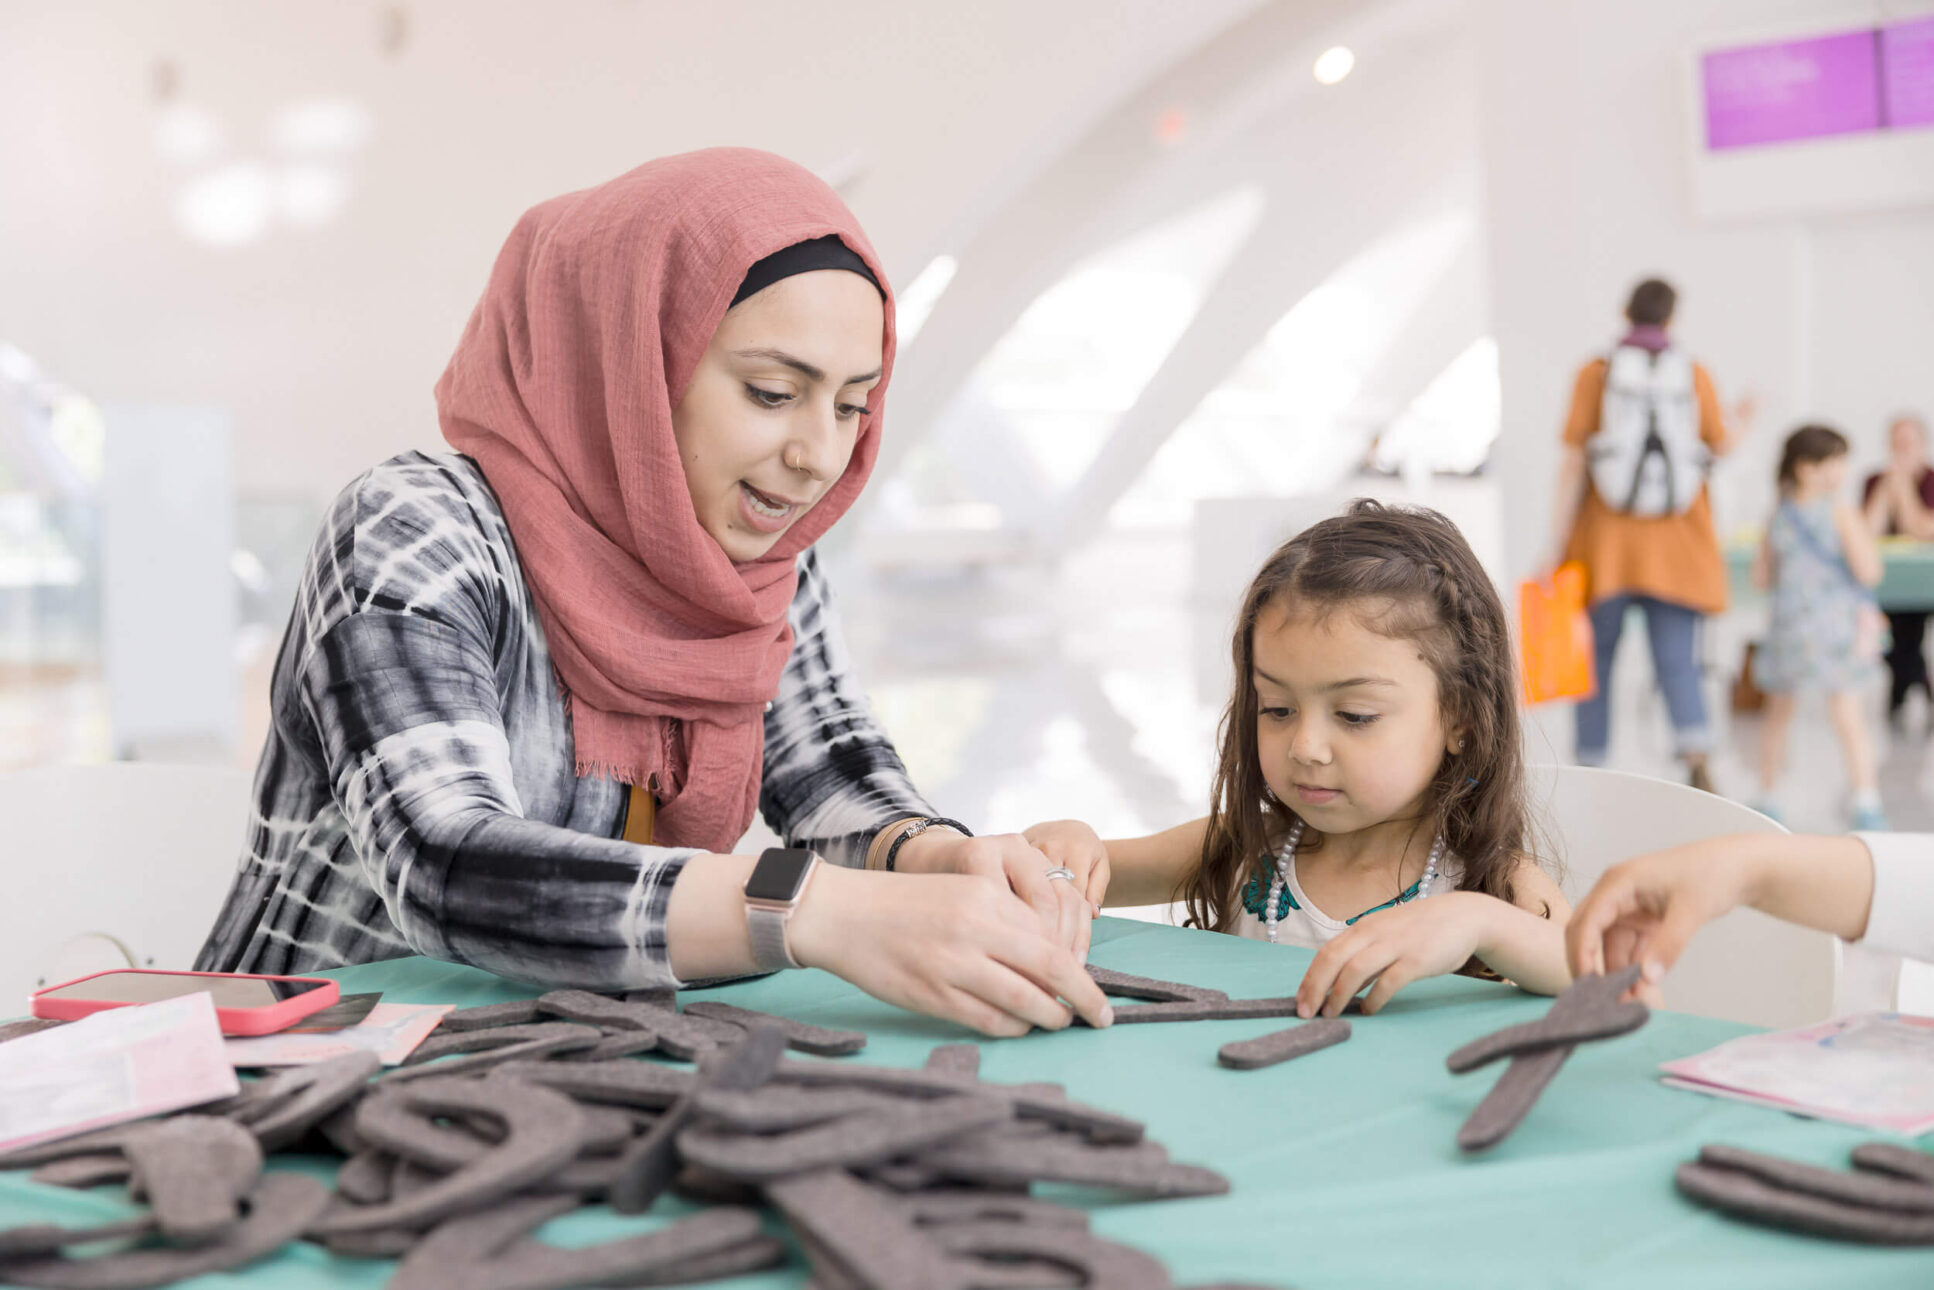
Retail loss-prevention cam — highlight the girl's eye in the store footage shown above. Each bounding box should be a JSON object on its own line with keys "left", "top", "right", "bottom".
{"left": 1337, "top": 711, "right": 1380, "bottom": 727}
{"left": 1259, "top": 706, "right": 1292, "bottom": 720}
{"left": 746, "top": 384, "right": 792, "bottom": 408}
{"left": 837, "top": 403, "right": 871, "bottom": 420}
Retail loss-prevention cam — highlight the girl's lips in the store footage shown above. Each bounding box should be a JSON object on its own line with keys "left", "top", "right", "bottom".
{"left": 1295, "top": 785, "right": 1342, "bottom": 804}
{"left": 737, "top": 481, "right": 798, "bottom": 535}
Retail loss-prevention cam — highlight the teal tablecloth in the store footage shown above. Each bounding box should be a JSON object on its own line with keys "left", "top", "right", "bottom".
{"left": 6, "top": 917, "right": 1934, "bottom": 1288}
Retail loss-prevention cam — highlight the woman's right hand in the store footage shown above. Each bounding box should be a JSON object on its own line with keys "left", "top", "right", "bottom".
{"left": 1564, "top": 837, "right": 1758, "bottom": 1005}
{"left": 787, "top": 865, "right": 1114, "bottom": 1038}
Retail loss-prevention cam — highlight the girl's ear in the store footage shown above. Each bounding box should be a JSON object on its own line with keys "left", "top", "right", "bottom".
{"left": 1446, "top": 725, "right": 1468, "bottom": 756}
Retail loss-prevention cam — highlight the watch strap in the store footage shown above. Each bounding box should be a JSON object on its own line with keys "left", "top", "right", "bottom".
{"left": 747, "top": 903, "right": 801, "bottom": 971}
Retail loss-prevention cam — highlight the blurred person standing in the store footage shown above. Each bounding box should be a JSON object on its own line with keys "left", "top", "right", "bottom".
{"left": 1862, "top": 412, "right": 1934, "bottom": 728}
{"left": 1548, "top": 277, "right": 1752, "bottom": 791}
{"left": 1753, "top": 425, "right": 1886, "bottom": 830}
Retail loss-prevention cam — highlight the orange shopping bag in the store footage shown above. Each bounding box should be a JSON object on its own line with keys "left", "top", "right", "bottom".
{"left": 1518, "top": 561, "right": 1596, "bottom": 705}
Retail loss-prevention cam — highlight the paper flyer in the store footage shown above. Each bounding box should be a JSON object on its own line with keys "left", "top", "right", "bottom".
{"left": 222, "top": 1001, "right": 452, "bottom": 1068}
{"left": 1661, "top": 1011, "right": 1934, "bottom": 1135}
{"left": 0, "top": 992, "right": 240, "bottom": 1154}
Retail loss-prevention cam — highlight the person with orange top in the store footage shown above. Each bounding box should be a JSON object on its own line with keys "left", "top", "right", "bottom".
{"left": 1546, "top": 278, "right": 1754, "bottom": 791}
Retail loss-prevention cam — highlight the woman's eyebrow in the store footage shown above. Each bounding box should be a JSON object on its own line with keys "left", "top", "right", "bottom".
{"left": 732, "top": 347, "right": 881, "bottom": 386}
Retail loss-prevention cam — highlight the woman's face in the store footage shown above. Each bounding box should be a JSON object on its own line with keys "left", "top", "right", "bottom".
{"left": 1892, "top": 418, "right": 1928, "bottom": 471}
{"left": 671, "top": 269, "right": 885, "bottom": 562}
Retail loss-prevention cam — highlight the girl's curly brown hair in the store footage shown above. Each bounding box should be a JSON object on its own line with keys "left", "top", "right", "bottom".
{"left": 1181, "top": 499, "right": 1541, "bottom": 932}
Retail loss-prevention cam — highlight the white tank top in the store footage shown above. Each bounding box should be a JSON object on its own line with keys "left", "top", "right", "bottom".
{"left": 1234, "top": 852, "right": 1466, "bottom": 950}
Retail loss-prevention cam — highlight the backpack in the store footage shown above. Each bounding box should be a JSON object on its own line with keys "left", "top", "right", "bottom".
{"left": 1587, "top": 344, "right": 1707, "bottom": 517}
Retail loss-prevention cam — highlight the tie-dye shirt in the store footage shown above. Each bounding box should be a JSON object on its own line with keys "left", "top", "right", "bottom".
{"left": 194, "top": 452, "right": 935, "bottom": 990}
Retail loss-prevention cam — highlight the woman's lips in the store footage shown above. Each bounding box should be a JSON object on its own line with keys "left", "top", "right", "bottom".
{"left": 738, "top": 481, "right": 800, "bottom": 534}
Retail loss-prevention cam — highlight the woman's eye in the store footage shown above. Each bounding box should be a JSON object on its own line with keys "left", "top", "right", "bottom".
{"left": 745, "top": 384, "right": 791, "bottom": 408}
{"left": 1337, "top": 711, "right": 1380, "bottom": 727}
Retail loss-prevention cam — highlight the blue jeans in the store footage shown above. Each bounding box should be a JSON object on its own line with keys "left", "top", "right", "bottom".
{"left": 1574, "top": 593, "right": 1711, "bottom": 765}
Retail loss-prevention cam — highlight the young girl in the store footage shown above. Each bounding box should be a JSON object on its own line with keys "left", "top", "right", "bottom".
{"left": 1751, "top": 425, "right": 1887, "bottom": 830}
{"left": 1098, "top": 500, "right": 1571, "bottom": 1017}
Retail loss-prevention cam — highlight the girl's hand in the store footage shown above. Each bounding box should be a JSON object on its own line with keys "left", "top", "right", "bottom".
{"left": 1295, "top": 893, "right": 1495, "bottom": 1018}
{"left": 895, "top": 827, "right": 1094, "bottom": 959}
{"left": 787, "top": 865, "right": 1113, "bottom": 1037}
{"left": 1022, "top": 819, "right": 1110, "bottom": 911}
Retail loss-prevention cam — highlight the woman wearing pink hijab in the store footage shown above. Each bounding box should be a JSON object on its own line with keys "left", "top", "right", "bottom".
{"left": 195, "top": 149, "right": 1113, "bottom": 1036}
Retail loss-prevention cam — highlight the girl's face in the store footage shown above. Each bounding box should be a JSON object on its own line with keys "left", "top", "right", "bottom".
{"left": 671, "top": 269, "right": 885, "bottom": 563}
{"left": 1792, "top": 453, "right": 1848, "bottom": 497}
{"left": 1251, "top": 600, "right": 1460, "bottom": 837}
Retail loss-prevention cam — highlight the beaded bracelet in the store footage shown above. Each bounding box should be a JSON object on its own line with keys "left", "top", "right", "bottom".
{"left": 883, "top": 816, "right": 974, "bottom": 872}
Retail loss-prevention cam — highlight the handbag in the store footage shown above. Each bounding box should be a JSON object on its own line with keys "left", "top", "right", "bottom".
{"left": 1519, "top": 562, "right": 1597, "bottom": 705}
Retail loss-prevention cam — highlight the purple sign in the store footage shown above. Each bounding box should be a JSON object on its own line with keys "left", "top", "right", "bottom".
{"left": 1882, "top": 15, "right": 1934, "bottom": 129}
{"left": 1703, "top": 28, "right": 1881, "bottom": 150}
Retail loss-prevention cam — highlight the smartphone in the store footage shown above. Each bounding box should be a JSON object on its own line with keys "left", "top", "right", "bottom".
{"left": 30, "top": 969, "right": 342, "bottom": 1036}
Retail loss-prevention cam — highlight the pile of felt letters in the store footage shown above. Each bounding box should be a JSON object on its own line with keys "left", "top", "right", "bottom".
{"left": 0, "top": 974, "right": 1278, "bottom": 1289}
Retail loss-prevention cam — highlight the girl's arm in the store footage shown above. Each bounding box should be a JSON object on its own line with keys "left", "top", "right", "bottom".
{"left": 1102, "top": 816, "right": 1209, "bottom": 908}
{"left": 1835, "top": 502, "right": 1884, "bottom": 587}
{"left": 1751, "top": 528, "right": 1774, "bottom": 593}
{"left": 1295, "top": 859, "right": 1573, "bottom": 1017}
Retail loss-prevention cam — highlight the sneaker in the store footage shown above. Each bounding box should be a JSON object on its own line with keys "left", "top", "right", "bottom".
{"left": 1851, "top": 804, "right": 1890, "bottom": 831}
{"left": 1750, "top": 800, "right": 1784, "bottom": 826}
{"left": 1687, "top": 763, "right": 1717, "bottom": 794}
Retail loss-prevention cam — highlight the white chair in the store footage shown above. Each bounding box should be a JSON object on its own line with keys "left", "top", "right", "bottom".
{"left": 0, "top": 762, "right": 250, "bottom": 1013}
{"left": 1529, "top": 763, "right": 1841, "bottom": 1030}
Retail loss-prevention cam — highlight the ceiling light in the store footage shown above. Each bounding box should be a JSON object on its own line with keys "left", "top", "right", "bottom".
{"left": 1313, "top": 46, "right": 1355, "bottom": 86}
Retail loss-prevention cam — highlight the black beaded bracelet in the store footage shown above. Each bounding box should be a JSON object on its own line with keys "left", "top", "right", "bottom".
{"left": 884, "top": 816, "right": 974, "bottom": 872}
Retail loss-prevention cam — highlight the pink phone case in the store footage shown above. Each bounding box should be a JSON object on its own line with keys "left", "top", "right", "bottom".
{"left": 30, "top": 969, "right": 342, "bottom": 1036}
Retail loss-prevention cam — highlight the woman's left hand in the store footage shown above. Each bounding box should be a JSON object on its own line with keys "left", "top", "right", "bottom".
{"left": 896, "top": 827, "right": 1097, "bottom": 960}
{"left": 1295, "top": 893, "right": 1493, "bottom": 1018}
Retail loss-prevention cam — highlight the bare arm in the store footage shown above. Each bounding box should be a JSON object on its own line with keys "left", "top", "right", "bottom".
{"left": 1102, "top": 816, "right": 1208, "bottom": 908}
{"left": 1836, "top": 502, "right": 1883, "bottom": 587}
{"left": 1567, "top": 832, "right": 1875, "bottom": 997}
{"left": 1751, "top": 527, "right": 1774, "bottom": 593}
{"left": 1891, "top": 473, "right": 1934, "bottom": 540}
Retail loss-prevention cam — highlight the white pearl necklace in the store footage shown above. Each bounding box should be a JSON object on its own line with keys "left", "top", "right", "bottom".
{"left": 1263, "top": 819, "right": 1446, "bottom": 944}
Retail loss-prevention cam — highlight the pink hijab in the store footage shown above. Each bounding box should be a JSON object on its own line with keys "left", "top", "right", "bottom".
{"left": 436, "top": 148, "right": 895, "bottom": 852}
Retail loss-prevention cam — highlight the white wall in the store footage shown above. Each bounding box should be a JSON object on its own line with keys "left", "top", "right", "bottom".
{"left": 0, "top": 0, "right": 1257, "bottom": 498}
{"left": 1474, "top": 0, "right": 1934, "bottom": 573}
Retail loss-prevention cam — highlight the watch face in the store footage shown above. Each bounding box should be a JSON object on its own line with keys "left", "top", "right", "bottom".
{"left": 745, "top": 848, "right": 816, "bottom": 903}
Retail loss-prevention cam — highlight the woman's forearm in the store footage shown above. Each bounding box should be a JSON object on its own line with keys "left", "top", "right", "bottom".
{"left": 1103, "top": 817, "right": 1208, "bottom": 907}
{"left": 1735, "top": 833, "right": 1876, "bottom": 941}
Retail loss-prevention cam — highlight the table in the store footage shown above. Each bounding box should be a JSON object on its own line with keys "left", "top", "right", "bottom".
{"left": 6, "top": 917, "right": 1934, "bottom": 1288}
{"left": 1726, "top": 538, "right": 1934, "bottom": 612}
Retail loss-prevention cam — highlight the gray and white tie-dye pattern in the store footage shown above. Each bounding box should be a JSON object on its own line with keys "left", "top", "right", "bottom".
{"left": 194, "top": 452, "right": 935, "bottom": 990}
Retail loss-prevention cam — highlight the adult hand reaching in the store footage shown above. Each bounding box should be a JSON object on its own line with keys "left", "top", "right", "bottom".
{"left": 788, "top": 865, "right": 1113, "bottom": 1037}
{"left": 1564, "top": 839, "right": 1753, "bottom": 1007}
{"left": 1566, "top": 832, "right": 1879, "bottom": 1008}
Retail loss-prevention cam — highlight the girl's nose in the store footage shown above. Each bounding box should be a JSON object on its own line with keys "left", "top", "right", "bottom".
{"left": 1290, "top": 726, "right": 1330, "bottom": 765}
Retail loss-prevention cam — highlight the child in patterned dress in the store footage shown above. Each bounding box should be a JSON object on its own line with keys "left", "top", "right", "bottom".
{"left": 1751, "top": 424, "right": 1887, "bottom": 830}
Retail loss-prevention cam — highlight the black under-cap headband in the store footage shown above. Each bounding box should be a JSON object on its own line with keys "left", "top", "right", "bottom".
{"left": 730, "top": 235, "right": 883, "bottom": 308}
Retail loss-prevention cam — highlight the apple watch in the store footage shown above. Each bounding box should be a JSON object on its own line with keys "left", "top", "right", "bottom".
{"left": 744, "top": 847, "right": 822, "bottom": 971}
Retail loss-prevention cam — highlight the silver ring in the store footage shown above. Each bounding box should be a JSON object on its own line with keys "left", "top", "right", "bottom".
{"left": 1044, "top": 866, "right": 1076, "bottom": 883}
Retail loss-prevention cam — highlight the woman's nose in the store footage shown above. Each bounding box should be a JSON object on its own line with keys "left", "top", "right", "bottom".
{"left": 784, "top": 407, "right": 845, "bottom": 482}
